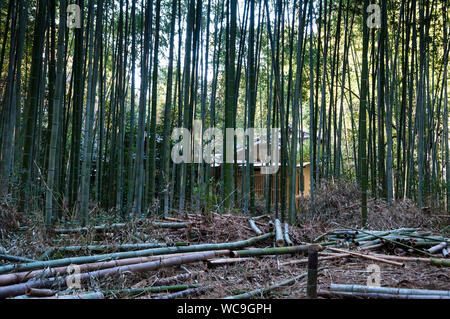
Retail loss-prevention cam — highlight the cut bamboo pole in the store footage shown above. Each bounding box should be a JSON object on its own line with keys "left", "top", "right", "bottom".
{"left": 54, "top": 221, "right": 188, "bottom": 234}
{"left": 274, "top": 219, "right": 285, "bottom": 247}
{"left": 306, "top": 246, "right": 319, "bottom": 298}
{"left": 25, "top": 288, "right": 55, "bottom": 297}
{"left": 152, "top": 271, "right": 203, "bottom": 286}
{"left": 231, "top": 245, "right": 318, "bottom": 258}
{"left": 430, "top": 258, "right": 450, "bottom": 267}
{"left": 330, "top": 284, "right": 450, "bottom": 296}
{"left": 327, "top": 247, "right": 404, "bottom": 267}
{"left": 249, "top": 220, "right": 263, "bottom": 235}
{"left": 0, "top": 250, "right": 229, "bottom": 286}
{"left": 284, "top": 223, "right": 293, "bottom": 246}
{"left": 428, "top": 242, "right": 447, "bottom": 254}
{"left": 206, "top": 258, "right": 255, "bottom": 267}
{"left": 104, "top": 284, "right": 200, "bottom": 298}
{"left": 358, "top": 243, "right": 384, "bottom": 251}
{"left": 0, "top": 233, "right": 273, "bottom": 274}
{"left": 368, "top": 254, "right": 430, "bottom": 263}
{"left": 52, "top": 242, "right": 189, "bottom": 253}
{"left": 153, "top": 286, "right": 213, "bottom": 299}
{"left": 442, "top": 248, "right": 449, "bottom": 258}
{"left": 0, "top": 251, "right": 218, "bottom": 298}
{"left": 33, "top": 292, "right": 105, "bottom": 299}
{"left": 0, "top": 254, "right": 36, "bottom": 263}
{"left": 280, "top": 254, "right": 350, "bottom": 266}
{"left": 319, "top": 290, "right": 450, "bottom": 299}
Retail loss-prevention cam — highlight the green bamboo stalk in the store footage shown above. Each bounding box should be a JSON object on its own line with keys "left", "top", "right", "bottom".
{"left": 330, "top": 284, "right": 450, "bottom": 296}
{"left": 321, "top": 291, "right": 450, "bottom": 299}
{"left": 104, "top": 284, "right": 200, "bottom": 298}
{"left": 54, "top": 221, "right": 187, "bottom": 233}
{"left": 0, "top": 233, "right": 273, "bottom": 274}
{"left": 154, "top": 286, "right": 213, "bottom": 299}
{"left": 430, "top": 258, "right": 450, "bottom": 267}
{"left": 51, "top": 242, "right": 189, "bottom": 253}
{"left": 0, "top": 254, "right": 36, "bottom": 263}
{"left": 232, "top": 245, "right": 318, "bottom": 258}
{"left": 335, "top": 225, "right": 433, "bottom": 256}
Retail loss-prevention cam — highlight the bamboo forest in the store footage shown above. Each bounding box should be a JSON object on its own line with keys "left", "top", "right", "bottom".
{"left": 0, "top": 0, "right": 449, "bottom": 302}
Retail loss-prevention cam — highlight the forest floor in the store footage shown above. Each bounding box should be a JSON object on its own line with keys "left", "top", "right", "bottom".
{"left": 1, "top": 182, "right": 449, "bottom": 299}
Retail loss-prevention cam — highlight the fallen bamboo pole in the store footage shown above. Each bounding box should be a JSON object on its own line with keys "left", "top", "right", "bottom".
{"left": 274, "top": 219, "right": 285, "bottom": 247}
{"left": 0, "top": 250, "right": 229, "bottom": 286}
{"left": 428, "top": 242, "right": 447, "bottom": 254}
{"left": 153, "top": 286, "right": 213, "bottom": 299}
{"left": 0, "top": 233, "right": 273, "bottom": 274}
{"left": 25, "top": 288, "right": 56, "bottom": 297}
{"left": 330, "top": 284, "right": 450, "bottom": 296}
{"left": 223, "top": 267, "right": 327, "bottom": 299}
{"left": 284, "top": 223, "right": 293, "bottom": 246}
{"left": 280, "top": 254, "right": 350, "bottom": 266}
{"left": 0, "top": 254, "right": 36, "bottom": 263}
{"left": 327, "top": 247, "right": 404, "bottom": 267}
{"left": 319, "top": 290, "right": 450, "bottom": 299}
{"left": 104, "top": 284, "right": 200, "bottom": 298}
{"left": 32, "top": 292, "right": 105, "bottom": 299}
{"left": 306, "top": 246, "right": 319, "bottom": 298}
{"left": 430, "top": 258, "right": 450, "bottom": 267}
{"left": 152, "top": 271, "right": 203, "bottom": 286}
{"left": 358, "top": 243, "right": 384, "bottom": 251}
{"left": 206, "top": 258, "right": 255, "bottom": 267}
{"left": 249, "top": 220, "right": 263, "bottom": 235}
{"left": 51, "top": 242, "right": 189, "bottom": 253}
{"left": 0, "top": 251, "right": 218, "bottom": 298}
{"left": 231, "top": 245, "right": 318, "bottom": 258}
{"left": 368, "top": 254, "right": 430, "bottom": 263}
{"left": 54, "top": 222, "right": 188, "bottom": 234}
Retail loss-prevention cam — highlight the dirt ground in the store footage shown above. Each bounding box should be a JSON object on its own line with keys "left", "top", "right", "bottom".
{"left": 1, "top": 181, "right": 449, "bottom": 299}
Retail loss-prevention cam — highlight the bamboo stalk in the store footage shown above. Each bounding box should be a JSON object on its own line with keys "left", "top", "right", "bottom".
{"left": 25, "top": 288, "right": 56, "bottom": 297}
{"left": 368, "top": 254, "right": 430, "bottom": 263}
{"left": 206, "top": 258, "right": 255, "bottom": 267}
{"left": 327, "top": 247, "right": 404, "bottom": 267}
{"left": 319, "top": 290, "right": 450, "bottom": 299}
{"left": 306, "top": 247, "right": 319, "bottom": 298}
{"left": 34, "top": 292, "right": 105, "bottom": 299}
{"left": 330, "top": 284, "right": 450, "bottom": 296}
{"left": 249, "top": 219, "right": 263, "bottom": 235}
{"left": 274, "top": 219, "right": 285, "bottom": 246}
{"left": 430, "top": 258, "right": 450, "bottom": 267}
{"left": 0, "top": 254, "right": 36, "bottom": 263}
{"left": 358, "top": 243, "right": 384, "bottom": 251}
{"left": 280, "top": 254, "right": 350, "bottom": 266}
{"left": 284, "top": 223, "right": 293, "bottom": 246}
{"left": 442, "top": 248, "right": 449, "bottom": 258}
{"left": 152, "top": 271, "right": 203, "bottom": 286}
{"left": 104, "top": 284, "right": 200, "bottom": 298}
{"left": 0, "top": 250, "right": 229, "bottom": 286}
{"left": 428, "top": 242, "right": 447, "bottom": 254}
{"left": 52, "top": 242, "right": 189, "bottom": 253}
{"left": 54, "top": 222, "right": 188, "bottom": 233}
{"left": 231, "top": 245, "right": 317, "bottom": 258}
{"left": 0, "top": 233, "right": 273, "bottom": 274}
{"left": 0, "top": 251, "right": 218, "bottom": 298}
{"left": 153, "top": 286, "right": 213, "bottom": 299}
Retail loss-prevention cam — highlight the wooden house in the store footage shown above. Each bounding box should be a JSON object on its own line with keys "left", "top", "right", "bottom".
{"left": 212, "top": 131, "right": 311, "bottom": 205}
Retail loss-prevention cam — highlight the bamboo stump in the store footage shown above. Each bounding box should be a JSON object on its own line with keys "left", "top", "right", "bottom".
{"left": 307, "top": 245, "right": 320, "bottom": 299}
